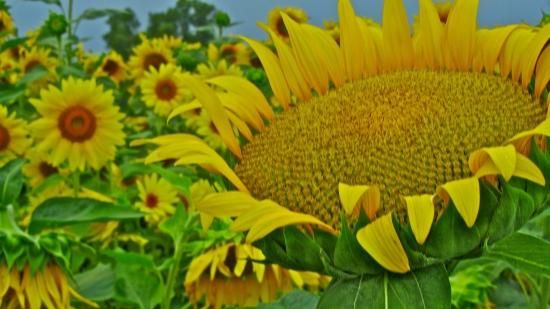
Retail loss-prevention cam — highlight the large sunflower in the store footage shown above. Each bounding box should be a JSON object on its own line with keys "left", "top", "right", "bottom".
{"left": 185, "top": 242, "right": 328, "bottom": 308}
{"left": 0, "top": 106, "right": 30, "bottom": 166}
{"left": 30, "top": 77, "right": 125, "bottom": 171}
{"left": 140, "top": 63, "right": 187, "bottom": 117}
{"left": 138, "top": 0, "right": 550, "bottom": 278}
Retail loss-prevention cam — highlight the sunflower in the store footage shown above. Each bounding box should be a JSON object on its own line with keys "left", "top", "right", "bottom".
{"left": 128, "top": 38, "right": 175, "bottom": 81}
{"left": 267, "top": 7, "right": 308, "bottom": 40}
{"left": 150, "top": 34, "right": 183, "bottom": 50}
{"left": 208, "top": 42, "right": 251, "bottom": 65}
{"left": 30, "top": 77, "right": 125, "bottom": 171}
{"left": 0, "top": 263, "right": 97, "bottom": 308}
{"left": 184, "top": 242, "right": 328, "bottom": 309}
{"left": 140, "top": 63, "right": 187, "bottom": 117}
{"left": 93, "top": 51, "right": 127, "bottom": 84}
{"left": 0, "top": 106, "right": 30, "bottom": 166}
{"left": 139, "top": 0, "right": 550, "bottom": 278}
{"left": 22, "top": 149, "right": 63, "bottom": 187}
{"left": 0, "top": 10, "right": 15, "bottom": 37}
{"left": 19, "top": 47, "right": 57, "bottom": 75}
{"left": 135, "top": 174, "right": 179, "bottom": 224}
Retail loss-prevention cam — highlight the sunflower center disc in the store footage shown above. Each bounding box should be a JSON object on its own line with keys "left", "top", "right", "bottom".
{"left": 102, "top": 59, "right": 120, "bottom": 76}
{"left": 58, "top": 105, "right": 97, "bottom": 143}
{"left": 0, "top": 124, "right": 10, "bottom": 151}
{"left": 155, "top": 80, "right": 177, "bottom": 101}
{"left": 235, "top": 70, "right": 547, "bottom": 226}
{"left": 144, "top": 53, "right": 167, "bottom": 71}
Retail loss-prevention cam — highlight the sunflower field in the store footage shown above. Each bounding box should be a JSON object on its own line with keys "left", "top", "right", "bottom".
{"left": 1, "top": 0, "right": 550, "bottom": 308}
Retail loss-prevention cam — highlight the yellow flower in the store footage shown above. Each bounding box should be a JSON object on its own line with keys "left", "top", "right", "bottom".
{"left": 30, "top": 77, "right": 125, "bottom": 171}
{"left": 135, "top": 174, "right": 179, "bottom": 224}
{"left": 93, "top": 51, "right": 127, "bottom": 83}
{"left": 18, "top": 47, "right": 58, "bottom": 92}
{"left": 184, "top": 243, "right": 326, "bottom": 309}
{"left": 0, "top": 263, "right": 97, "bottom": 308}
{"left": 139, "top": 0, "right": 550, "bottom": 276}
{"left": 267, "top": 7, "right": 308, "bottom": 40}
{"left": 151, "top": 34, "right": 183, "bottom": 49}
{"left": 208, "top": 42, "right": 251, "bottom": 65}
{"left": 140, "top": 63, "right": 187, "bottom": 117}
{"left": 128, "top": 37, "right": 175, "bottom": 82}
{"left": 0, "top": 106, "right": 30, "bottom": 166}
{"left": 0, "top": 10, "right": 15, "bottom": 37}
{"left": 196, "top": 59, "right": 242, "bottom": 79}
{"left": 22, "top": 150, "right": 63, "bottom": 188}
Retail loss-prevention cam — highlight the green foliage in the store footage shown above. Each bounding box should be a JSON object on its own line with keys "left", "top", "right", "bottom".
{"left": 102, "top": 8, "right": 140, "bottom": 58}
{"left": 146, "top": 0, "right": 216, "bottom": 43}
{"left": 0, "top": 159, "right": 25, "bottom": 207}
{"left": 43, "top": 12, "right": 67, "bottom": 36}
{"left": 74, "top": 263, "right": 116, "bottom": 301}
{"left": 259, "top": 290, "right": 319, "bottom": 309}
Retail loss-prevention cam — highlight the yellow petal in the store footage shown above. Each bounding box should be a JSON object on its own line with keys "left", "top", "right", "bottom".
{"left": 535, "top": 46, "right": 550, "bottom": 98}
{"left": 338, "top": 183, "right": 380, "bottom": 220}
{"left": 469, "top": 145, "right": 517, "bottom": 181}
{"left": 338, "top": 0, "right": 365, "bottom": 80}
{"left": 404, "top": 195, "right": 434, "bottom": 245}
{"left": 0, "top": 266, "right": 9, "bottom": 299}
{"left": 445, "top": 0, "right": 479, "bottom": 70}
{"left": 240, "top": 36, "right": 291, "bottom": 110}
{"left": 521, "top": 24, "right": 550, "bottom": 88}
{"left": 415, "top": 0, "right": 445, "bottom": 69}
{"left": 262, "top": 24, "right": 311, "bottom": 101}
{"left": 437, "top": 177, "right": 480, "bottom": 228}
{"left": 69, "top": 287, "right": 99, "bottom": 308}
{"left": 303, "top": 24, "right": 346, "bottom": 87}
{"left": 356, "top": 213, "right": 410, "bottom": 273}
{"left": 185, "top": 251, "right": 214, "bottom": 284}
{"left": 508, "top": 119, "right": 550, "bottom": 147}
{"left": 282, "top": 13, "right": 329, "bottom": 95}
{"left": 218, "top": 92, "right": 264, "bottom": 131}
{"left": 206, "top": 75, "right": 274, "bottom": 121}
{"left": 136, "top": 134, "right": 249, "bottom": 193}
{"left": 357, "top": 18, "right": 383, "bottom": 75}
{"left": 382, "top": 0, "right": 414, "bottom": 70}
{"left": 197, "top": 191, "right": 258, "bottom": 217}
{"left": 181, "top": 74, "right": 241, "bottom": 158}
{"left": 227, "top": 111, "right": 253, "bottom": 141}
{"left": 499, "top": 27, "right": 531, "bottom": 78}
{"left": 479, "top": 25, "right": 519, "bottom": 73}
{"left": 511, "top": 31, "right": 537, "bottom": 83}
{"left": 168, "top": 100, "right": 202, "bottom": 121}
{"left": 514, "top": 153, "right": 546, "bottom": 186}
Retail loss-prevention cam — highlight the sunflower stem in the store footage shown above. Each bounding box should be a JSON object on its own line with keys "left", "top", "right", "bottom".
{"left": 162, "top": 243, "right": 185, "bottom": 309}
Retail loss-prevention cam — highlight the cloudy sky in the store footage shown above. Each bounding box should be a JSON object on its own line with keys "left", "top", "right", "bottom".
{"left": 7, "top": 0, "right": 550, "bottom": 52}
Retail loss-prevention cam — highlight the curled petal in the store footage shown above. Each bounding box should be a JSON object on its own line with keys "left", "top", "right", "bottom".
{"left": 469, "top": 145, "right": 516, "bottom": 181}
{"left": 338, "top": 183, "right": 380, "bottom": 220}
{"left": 437, "top": 177, "right": 480, "bottom": 228}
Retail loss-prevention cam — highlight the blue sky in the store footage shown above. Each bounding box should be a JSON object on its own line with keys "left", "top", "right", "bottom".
{"left": 7, "top": 0, "right": 550, "bottom": 52}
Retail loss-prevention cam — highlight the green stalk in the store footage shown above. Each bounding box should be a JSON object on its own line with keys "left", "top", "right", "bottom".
{"left": 162, "top": 243, "right": 185, "bottom": 309}
{"left": 66, "top": 0, "right": 74, "bottom": 64}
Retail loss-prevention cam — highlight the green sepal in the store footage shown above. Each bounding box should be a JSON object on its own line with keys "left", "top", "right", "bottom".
{"left": 487, "top": 183, "right": 535, "bottom": 243}
{"left": 425, "top": 182, "right": 498, "bottom": 259}
{"left": 27, "top": 245, "right": 46, "bottom": 275}
{"left": 333, "top": 213, "right": 382, "bottom": 275}
{"left": 317, "top": 264, "right": 451, "bottom": 309}
{"left": 395, "top": 220, "right": 442, "bottom": 269}
{"left": 38, "top": 233, "right": 71, "bottom": 270}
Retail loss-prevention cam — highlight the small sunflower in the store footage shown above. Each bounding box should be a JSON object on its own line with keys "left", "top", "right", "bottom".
{"left": 140, "top": 63, "right": 187, "bottom": 117}
{"left": 135, "top": 174, "right": 179, "bottom": 224}
{"left": 19, "top": 47, "right": 57, "bottom": 75}
{"left": 93, "top": 51, "right": 127, "bottom": 84}
{"left": 267, "top": 7, "right": 308, "bottom": 40}
{"left": 128, "top": 38, "right": 175, "bottom": 81}
{"left": 208, "top": 42, "right": 251, "bottom": 65}
{"left": 194, "top": 110, "right": 226, "bottom": 151}
{"left": 22, "top": 150, "right": 62, "bottom": 187}
{"left": 30, "top": 77, "right": 125, "bottom": 171}
{"left": 0, "top": 263, "right": 97, "bottom": 308}
{"left": 140, "top": 0, "right": 550, "bottom": 279}
{"left": 151, "top": 34, "right": 183, "bottom": 50}
{"left": 196, "top": 59, "right": 243, "bottom": 80}
{"left": 184, "top": 243, "right": 327, "bottom": 309}
{"left": 0, "top": 10, "right": 15, "bottom": 37}
{"left": 0, "top": 106, "right": 30, "bottom": 166}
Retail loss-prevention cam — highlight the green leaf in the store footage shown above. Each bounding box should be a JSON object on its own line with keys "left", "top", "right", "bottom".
{"left": 318, "top": 264, "right": 450, "bottom": 309}
{"left": 0, "top": 37, "right": 28, "bottom": 54}
{"left": 282, "top": 226, "right": 325, "bottom": 272}
{"left": 76, "top": 8, "right": 120, "bottom": 22}
{"left": 74, "top": 263, "right": 115, "bottom": 302}
{"left": 425, "top": 182, "right": 498, "bottom": 259}
{"left": 159, "top": 204, "right": 188, "bottom": 244}
{"left": 105, "top": 250, "right": 164, "bottom": 309}
{"left": 28, "top": 197, "right": 143, "bottom": 233}
{"left": 258, "top": 290, "right": 319, "bottom": 309}
{"left": 22, "top": 0, "right": 61, "bottom": 7}
{"left": 16, "top": 66, "right": 48, "bottom": 86}
{"left": 0, "top": 85, "right": 25, "bottom": 104}
{"left": 485, "top": 232, "right": 550, "bottom": 278}
{"left": 488, "top": 184, "right": 535, "bottom": 243}
{"left": 0, "top": 159, "right": 25, "bottom": 206}
{"left": 333, "top": 215, "right": 382, "bottom": 275}
{"left": 57, "top": 64, "right": 88, "bottom": 78}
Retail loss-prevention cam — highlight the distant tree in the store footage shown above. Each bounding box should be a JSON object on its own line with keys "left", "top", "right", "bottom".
{"left": 146, "top": 0, "right": 216, "bottom": 44}
{"left": 102, "top": 8, "right": 140, "bottom": 58}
